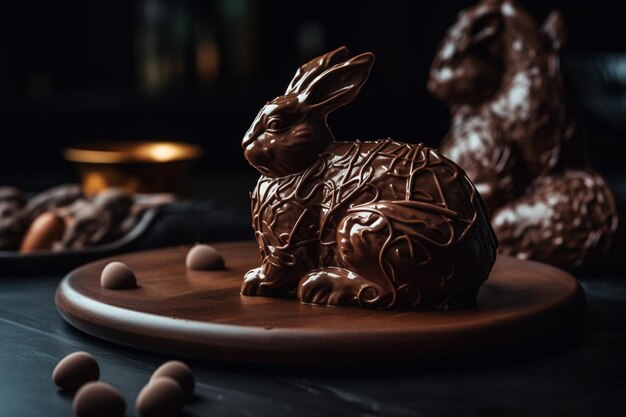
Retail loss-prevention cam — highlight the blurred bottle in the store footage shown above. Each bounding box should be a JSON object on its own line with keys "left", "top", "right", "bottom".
{"left": 135, "top": 0, "right": 192, "bottom": 93}
{"left": 217, "top": 0, "right": 257, "bottom": 83}
{"left": 135, "top": 0, "right": 261, "bottom": 93}
{"left": 195, "top": 19, "right": 220, "bottom": 86}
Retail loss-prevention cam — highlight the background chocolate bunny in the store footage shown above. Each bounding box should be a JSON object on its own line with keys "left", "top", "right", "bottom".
{"left": 242, "top": 47, "right": 497, "bottom": 309}
{"left": 428, "top": 0, "right": 619, "bottom": 272}
{"left": 428, "top": 0, "right": 580, "bottom": 210}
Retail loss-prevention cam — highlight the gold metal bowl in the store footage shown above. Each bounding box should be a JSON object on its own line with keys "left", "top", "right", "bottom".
{"left": 64, "top": 141, "right": 203, "bottom": 197}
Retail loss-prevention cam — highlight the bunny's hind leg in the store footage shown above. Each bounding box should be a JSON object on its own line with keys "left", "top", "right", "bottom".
{"left": 297, "top": 209, "right": 400, "bottom": 308}
{"left": 297, "top": 267, "right": 389, "bottom": 307}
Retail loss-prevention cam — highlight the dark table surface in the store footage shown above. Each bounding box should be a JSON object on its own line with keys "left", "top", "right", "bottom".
{"left": 1, "top": 173, "right": 626, "bottom": 417}
{"left": 2, "top": 273, "right": 625, "bottom": 417}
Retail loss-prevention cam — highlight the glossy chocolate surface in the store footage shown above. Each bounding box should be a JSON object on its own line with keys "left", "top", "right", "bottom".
{"left": 429, "top": 0, "right": 619, "bottom": 271}
{"left": 242, "top": 47, "right": 497, "bottom": 309}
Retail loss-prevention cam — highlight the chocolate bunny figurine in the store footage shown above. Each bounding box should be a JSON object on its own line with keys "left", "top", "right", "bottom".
{"left": 429, "top": 0, "right": 619, "bottom": 272}
{"left": 242, "top": 47, "right": 497, "bottom": 309}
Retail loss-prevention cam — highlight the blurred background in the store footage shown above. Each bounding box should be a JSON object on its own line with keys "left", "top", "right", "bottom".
{"left": 0, "top": 0, "right": 625, "bottom": 190}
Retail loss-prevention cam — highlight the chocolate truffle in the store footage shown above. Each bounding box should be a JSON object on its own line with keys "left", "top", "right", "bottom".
{"left": 25, "top": 183, "right": 82, "bottom": 221}
{"left": 73, "top": 382, "right": 125, "bottom": 417}
{"left": 186, "top": 244, "right": 225, "bottom": 271}
{"left": 241, "top": 46, "right": 497, "bottom": 309}
{"left": 150, "top": 360, "right": 195, "bottom": 398}
{"left": 52, "top": 351, "right": 100, "bottom": 391}
{"left": 101, "top": 262, "right": 137, "bottom": 290}
{"left": 61, "top": 202, "right": 112, "bottom": 250}
{"left": 136, "top": 377, "right": 184, "bottom": 417}
{"left": 0, "top": 186, "right": 25, "bottom": 205}
{"left": 92, "top": 188, "right": 133, "bottom": 223}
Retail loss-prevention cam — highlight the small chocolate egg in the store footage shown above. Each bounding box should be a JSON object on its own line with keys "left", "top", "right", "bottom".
{"left": 186, "top": 244, "right": 225, "bottom": 271}
{"left": 52, "top": 351, "right": 100, "bottom": 391}
{"left": 73, "top": 381, "right": 126, "bottom": 417}
{"left": 101, "top": 261, "right": 137, "bottom": 290}
{"left": 20, "top": 211, "right": 65, "bottom": 253}
{"left": 150, "top": 360, "right": 195, "bottom": 398}
{"left": 136, "top": 377, "right": 185, "bottom": 417}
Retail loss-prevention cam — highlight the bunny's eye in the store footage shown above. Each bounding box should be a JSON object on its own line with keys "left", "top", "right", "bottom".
{"left": 267, "top": 118, "right": 287, "bottom": 132}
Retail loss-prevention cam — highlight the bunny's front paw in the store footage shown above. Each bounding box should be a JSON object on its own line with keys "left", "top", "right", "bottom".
{"left": 241, "top": 267, "right": 271, "bottom": 296}
{"left": 241, "top": 267, "right": 297, "bottom": 297}
{"left": 297, "top": 267, "right": 390, "bottom": 308}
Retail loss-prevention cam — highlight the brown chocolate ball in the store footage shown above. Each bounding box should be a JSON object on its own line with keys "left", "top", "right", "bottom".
{"left": 136, "top": 377, "right": 185, "bottom": 417}
{"left": 101, "top": 262, "right": 137, "bottom": 290}
{"left": 52, "top": 351, "right": 100, "bottom": 391}
{"left": 186, "top": 244, "right": 225, "bottom": 271}
{"left": 73, "top": 382, "right": 125, "bottom": 417}
{"left": 150, "top": 360, "right": 195, "bottom": 398}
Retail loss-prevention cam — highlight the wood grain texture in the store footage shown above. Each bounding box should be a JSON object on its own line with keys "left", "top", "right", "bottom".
{"left": 55, "top": 241, "right": 584, "bottom": 366}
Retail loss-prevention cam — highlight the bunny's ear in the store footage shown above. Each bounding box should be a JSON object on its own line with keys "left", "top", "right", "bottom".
{"left": 301, "top": 52, "right": 375, "bottom": 115}
{"left": 285, "top": 46, "right": 350, "bottom": 95}
{"left": 542, "top": 10, "right": 567, "bottom": 51}
{"left": 468, "top": 7, "right": 503, "bottom": 46}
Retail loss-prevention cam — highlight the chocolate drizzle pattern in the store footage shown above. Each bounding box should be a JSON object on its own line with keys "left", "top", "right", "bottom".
{"left": 429, "top": 0, "right": 619, "bottom": 271}
{"left": 242, "top": 47, "right": 497, "bottom": 309}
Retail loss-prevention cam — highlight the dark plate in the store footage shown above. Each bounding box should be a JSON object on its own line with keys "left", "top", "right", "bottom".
{"left": 0, "top": 201, "right": 252, "bottom": 276}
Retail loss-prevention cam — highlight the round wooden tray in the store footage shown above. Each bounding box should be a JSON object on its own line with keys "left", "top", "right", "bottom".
{"left": 56, "top": 241, "right": 584, "bottom": 366}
